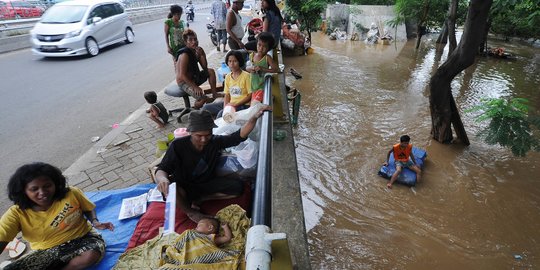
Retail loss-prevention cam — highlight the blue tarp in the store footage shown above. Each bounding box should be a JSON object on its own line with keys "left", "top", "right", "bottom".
{"left": 378, "top": 147, "right": 427, "bottom": 186}
{"left": 85, "top": 183, "right": 156, "bottom": 270}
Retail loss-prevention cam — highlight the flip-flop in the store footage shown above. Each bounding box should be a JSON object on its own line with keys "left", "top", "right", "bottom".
{"left": 4, "top": 238, "right": 26, "bottom": 259}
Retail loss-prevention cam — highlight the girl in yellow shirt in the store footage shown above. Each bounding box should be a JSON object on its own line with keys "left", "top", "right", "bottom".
{"left": 0, "top": 162, "right": 114, "bottom": 270}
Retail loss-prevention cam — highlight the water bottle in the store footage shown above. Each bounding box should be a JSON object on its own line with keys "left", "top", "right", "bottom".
{"left": 217, "top": 62, "right": 230, "bottom": 83}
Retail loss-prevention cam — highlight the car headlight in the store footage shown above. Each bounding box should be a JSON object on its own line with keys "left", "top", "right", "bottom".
{"left": 65, "top": 29, "right": 82, "bottom": 38}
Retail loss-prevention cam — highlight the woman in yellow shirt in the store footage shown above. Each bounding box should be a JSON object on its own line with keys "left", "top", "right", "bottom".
{"left": 0, "top": 162, "right": 114, "bottom": 270}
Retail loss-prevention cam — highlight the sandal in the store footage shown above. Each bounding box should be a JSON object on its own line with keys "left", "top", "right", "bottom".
{"left": 4, "top": 238, "right": 26, "bottom": 259}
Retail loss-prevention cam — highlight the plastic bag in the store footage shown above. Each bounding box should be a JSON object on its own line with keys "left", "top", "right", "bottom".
{"left": 155, "top": 133, "right": 175, "bottom": 157}
{"left": 231, "top": 139, "right": 259, "bottom": 169}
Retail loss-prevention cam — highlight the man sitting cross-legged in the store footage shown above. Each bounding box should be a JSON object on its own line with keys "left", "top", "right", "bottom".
{"left": 155, "top": 107, "right": 270, "bottom": 222}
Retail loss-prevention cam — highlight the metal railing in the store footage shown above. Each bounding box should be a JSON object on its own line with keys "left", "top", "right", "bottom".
{"left": 245, "top": 73, "right": 287, "bottom": 270}
{"left": 251, "top": 73, "right": 274, "bottom": 227}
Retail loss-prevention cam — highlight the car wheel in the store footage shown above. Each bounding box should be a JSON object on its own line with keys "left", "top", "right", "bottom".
{"left": 85, "top": 38, "right": 99, "bottom": 56}
{"left": 125, "top": 28, "right": 134, "bottom": 44}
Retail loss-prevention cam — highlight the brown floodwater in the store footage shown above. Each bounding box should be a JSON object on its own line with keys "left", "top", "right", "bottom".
{"left": 284, "top": 33, "right": 540, "bottom": 269}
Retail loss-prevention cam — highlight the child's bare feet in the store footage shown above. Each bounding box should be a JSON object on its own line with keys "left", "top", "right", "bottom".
{"left": 387, "top": 183, "right": 392, "bottom": 189}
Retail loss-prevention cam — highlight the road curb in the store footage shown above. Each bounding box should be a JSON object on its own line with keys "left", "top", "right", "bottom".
{"left": 64, "top": 48, "right": 218, "bottom": 181}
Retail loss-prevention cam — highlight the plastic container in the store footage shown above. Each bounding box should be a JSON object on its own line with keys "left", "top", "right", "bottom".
{"left": 222, "top": 105, "right": 236, "bottom": 123}
{"left": 217, "top": 62, "right": 230, "bottom": 83}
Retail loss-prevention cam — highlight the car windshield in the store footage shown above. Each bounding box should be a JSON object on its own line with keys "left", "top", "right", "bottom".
{"left": 41, "top": 5, "right": 88, "bottom": 23}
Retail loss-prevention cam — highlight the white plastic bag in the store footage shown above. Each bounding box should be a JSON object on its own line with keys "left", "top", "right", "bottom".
{"left": 231, "top": 139, "right": 259, "bottom": 169}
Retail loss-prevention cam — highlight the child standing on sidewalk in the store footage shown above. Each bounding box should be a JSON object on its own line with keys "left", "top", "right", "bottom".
{"left": 144, "top": 91, "right": 169, "bottom": 128}
{"left": 246, "top": 32, "right": 279, "bottom": 104}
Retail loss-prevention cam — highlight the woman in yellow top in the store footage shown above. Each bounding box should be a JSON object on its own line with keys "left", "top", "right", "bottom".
{"left": 202, "top": 50, "right": 252, "bottom": 117}
{"left": 0, "top": 162, "right": 114, "bottom": 270}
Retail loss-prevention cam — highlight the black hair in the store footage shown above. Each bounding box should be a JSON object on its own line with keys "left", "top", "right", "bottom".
{"left": 168, "top": 5, "right": 183, "bottom": 19}
{"left": 8, "top": 162, "right": 69, "bottom": 210}
{"left": 400, "top": 135, "right": 411, "bottom": 143}
{"left": 144, "top": 91, "right": 158, "bottom": 104}
{"left": 257, "top": 32, "right": 275, "bottom": 50}
{"left": 262, "top": 0, "right": 283, "bottom": 21}
{"left": 225, "top": 50, "right": 245, "bottom": 68}
{"left": 201, "top": 217, "right": 220, "bottom": 234}
{"left": 182, "top": 28, "right": 197, "bottom": 42}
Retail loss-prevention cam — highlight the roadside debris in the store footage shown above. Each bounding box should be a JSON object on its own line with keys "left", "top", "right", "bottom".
{"left": 113, "top": 138, "right": 131, "bottom": 146}
{"left": 125, "top": 127, "right": 143, "bottom": 134}
{"left": 91, "top": 136, "right": 100, "bottom": 142}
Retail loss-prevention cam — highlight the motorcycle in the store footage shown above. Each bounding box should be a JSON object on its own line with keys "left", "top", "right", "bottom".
{"left": 206, "top": 20, "right": 218, "bottom": 46}
{"left": 185, "top": 5, "right": 195, "bottom": 22}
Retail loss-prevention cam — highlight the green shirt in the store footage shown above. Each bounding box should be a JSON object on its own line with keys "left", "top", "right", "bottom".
{"left": 165, "top": 18, "right": 185, "bottom": 58}
{"left": 250, "top": 52, "right": 269, "bottom": 92}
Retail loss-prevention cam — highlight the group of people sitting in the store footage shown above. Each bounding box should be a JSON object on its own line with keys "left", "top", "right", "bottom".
{"left": 0, "top": 2, "right": 284, "bottom": 269}
{"left": 0, "top": 101, "right": 269, "bottom": 269}
{"left": 157, "top": 21, "right": 279, "bottom": 129}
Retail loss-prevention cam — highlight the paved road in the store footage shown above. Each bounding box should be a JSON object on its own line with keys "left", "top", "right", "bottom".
{"left": 0, "top": 13, "right": 215, "bottom": 212}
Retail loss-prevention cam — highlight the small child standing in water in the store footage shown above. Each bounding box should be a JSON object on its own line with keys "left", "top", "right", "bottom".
{"left": 144, "top": 91, "right": 169, "bottom": 128}
{"left": 384, "top": 135, "right": 422, "bottom": 189}
{"left": 246, "top": 32, "right": 279, "bottom": 104}
{"left": 194, "top": 217, "right": 232, "bottom": 246}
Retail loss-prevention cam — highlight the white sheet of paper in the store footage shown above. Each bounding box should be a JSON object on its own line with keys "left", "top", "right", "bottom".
{"left": 147, "top": 187, "right": 164, "bottom": 202}
{"left": 118, "top": 193, "right": 148, "bottom": 220}
{"left": 163, "top": 183, "right": 176, "bottom": 235}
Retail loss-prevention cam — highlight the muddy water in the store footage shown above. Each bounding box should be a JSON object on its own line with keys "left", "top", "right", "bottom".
{"left": 284, "top": 33, "right": 540, "bottom": 269}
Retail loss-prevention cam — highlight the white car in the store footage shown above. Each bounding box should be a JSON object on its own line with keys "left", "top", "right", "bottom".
{"left": 30, "top": 0, "right": 134, "bottom": 57}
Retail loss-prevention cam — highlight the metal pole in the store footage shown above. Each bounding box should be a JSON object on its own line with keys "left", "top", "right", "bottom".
{"left": 251, "top": 73, "right": 273, "bottom": 227}
{"left": 246, "top": 73, "right": 279, "bottom": 270}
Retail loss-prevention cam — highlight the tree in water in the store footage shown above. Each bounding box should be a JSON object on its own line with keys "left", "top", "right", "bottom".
{"left": 392, "top": 0, "right": 449, "bottom": 49}
{"left": 428, "top": 0, "right": 493, "bottom": 144}
{"left": 286, "top": 0, "right": 326, "bottom": 41}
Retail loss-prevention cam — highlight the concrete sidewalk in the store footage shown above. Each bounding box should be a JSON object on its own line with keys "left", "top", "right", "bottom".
{"left": 63, "top": 49, "right": 226, "bottom": 191}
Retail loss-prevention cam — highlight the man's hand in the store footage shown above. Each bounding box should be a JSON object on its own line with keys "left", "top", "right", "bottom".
{"left": 194, "top": 46, "right": 204, "bottom": 59}
{"left": 157, "top": 178, "right": 170, "bottom": 197}
{"left": 254, "top": 105, "right": 272, "bottom": 119}
{"left": 194, "top": 86, "right": 204, "bottom": 97}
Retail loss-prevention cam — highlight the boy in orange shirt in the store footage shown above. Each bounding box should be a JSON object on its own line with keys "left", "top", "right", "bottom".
{"left": 384, "top": 135, "right": 422, "bottom": 189}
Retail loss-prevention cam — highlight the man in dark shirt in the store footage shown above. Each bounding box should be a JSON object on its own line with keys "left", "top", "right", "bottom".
{"left": 155, "top": 107, "right": 270, "bottom": 222}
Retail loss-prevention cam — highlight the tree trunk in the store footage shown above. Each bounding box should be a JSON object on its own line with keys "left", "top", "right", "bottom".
{"left": 415, "top": 0, "right": 431, "bottom": 49}
{"left": 479, "top": 19, "right": 491, "bottom": 54}
{"left": 429, "top": 0, "right": 493, "bottom": 145}
{"left": 447, "top": 0, "right": 458, "bottom": 55}
{"left": 436, "top": 22, "right": 448, "bottom": 44}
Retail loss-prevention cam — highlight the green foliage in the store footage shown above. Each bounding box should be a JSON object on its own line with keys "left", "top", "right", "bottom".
{"left": 286, "top": 0, "right": 327, "bottom": 38}
{"left": 388, "top": 0, "right": 468, "bottom": 30}
{"left": 466, "top": 98, "right": 540, "bottom": 157}
{"left": 490, "top": 0, "right": 540, "bottom": 39}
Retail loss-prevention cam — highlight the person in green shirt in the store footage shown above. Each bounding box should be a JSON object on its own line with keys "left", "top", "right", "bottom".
{"left": 164, "top": 5, "right": 186, "bottom": 69}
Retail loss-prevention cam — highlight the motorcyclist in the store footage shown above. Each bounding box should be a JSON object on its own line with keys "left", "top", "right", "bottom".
{"left": 186, "top": 1, "right": 195, "bottom": 22}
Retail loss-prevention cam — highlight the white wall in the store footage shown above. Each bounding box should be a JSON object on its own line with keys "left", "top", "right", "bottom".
{"left": 326, "top": 4, "right": 407, "bottom": 41}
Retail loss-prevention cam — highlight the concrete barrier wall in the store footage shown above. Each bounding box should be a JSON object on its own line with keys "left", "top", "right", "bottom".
{"left": 326, "top": 4, "right": 407, "bottom": 41}
{"left": 0, "top": 7, "right": 168, "bottom": 54}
